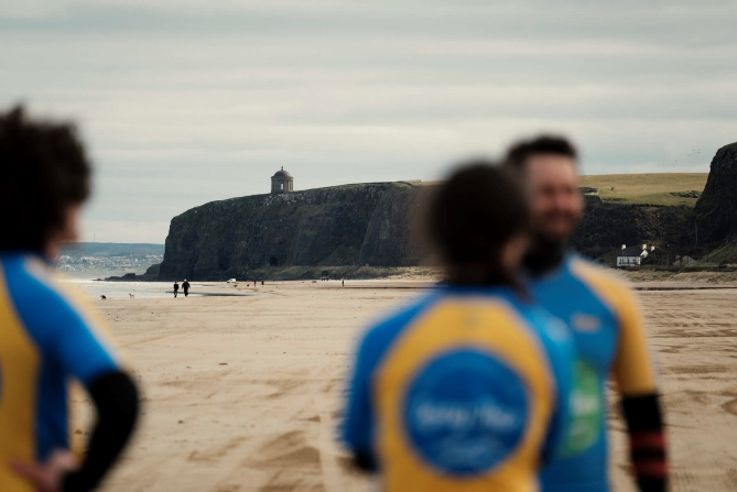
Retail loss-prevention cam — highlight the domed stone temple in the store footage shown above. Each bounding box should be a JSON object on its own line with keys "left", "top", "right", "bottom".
{"left": 271, "top": 167, "right": 294, "bottom": 194}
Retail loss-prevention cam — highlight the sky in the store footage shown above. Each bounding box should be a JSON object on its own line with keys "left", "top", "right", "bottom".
{"left": 2, "top": 1, "right": 737, "bottom": 243}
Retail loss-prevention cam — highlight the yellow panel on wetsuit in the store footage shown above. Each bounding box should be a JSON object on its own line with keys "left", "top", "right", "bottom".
{"left": 0, "top": 264, "right": 39, "bottom": 492}
{"left": 0, "top": 254, "right": 122, "bottom": 492}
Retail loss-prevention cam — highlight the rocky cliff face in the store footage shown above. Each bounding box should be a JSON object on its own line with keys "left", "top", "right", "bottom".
{"left": 695, "top": 143, "right": 737, "bottom": 245}
{"left": 158, "top": 179, "right": 700, "bottom": 279}
{"left": 573, "top": 196, "right": 694, "bottom": 258}
{"left": 158, "top": 182, "right": 429, "bottom": 280}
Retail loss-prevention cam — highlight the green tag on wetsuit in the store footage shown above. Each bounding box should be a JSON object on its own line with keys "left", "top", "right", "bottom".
{"left": 561, "top": 359, "right": 602, "bottom": 456}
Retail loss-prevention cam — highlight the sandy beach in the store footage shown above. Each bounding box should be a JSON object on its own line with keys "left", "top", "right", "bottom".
{"left": 73, "top": 278, "right": 737, "bottom": 492}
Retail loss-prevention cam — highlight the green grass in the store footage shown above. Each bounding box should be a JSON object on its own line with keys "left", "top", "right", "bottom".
{"left": 329, "top": 174, "right": 708, "bottom": 207}
{"left": 699, "top": 241, "right": 737, "bottom": 264}
{"left": 579, "top": 173, "right": 707, "bottom": 207}
{"left": 389, "top": 173, "right": 708, "bottom": 207}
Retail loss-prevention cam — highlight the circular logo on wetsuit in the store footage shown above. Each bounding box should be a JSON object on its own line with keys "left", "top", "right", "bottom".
{"left": 403, "top": 349, "right": 528, "bottom": 476}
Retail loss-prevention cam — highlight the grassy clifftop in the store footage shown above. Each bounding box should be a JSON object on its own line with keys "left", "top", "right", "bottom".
{"left": 580, "top": 173, "right": 707, "bottom": 207}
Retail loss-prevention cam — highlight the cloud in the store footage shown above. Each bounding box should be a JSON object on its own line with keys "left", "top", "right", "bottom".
{"left": 80, "top": 218, "right": 172, "bottom": 244}
{"left": 2, "top": 1, "right": 736, "bottom": 242}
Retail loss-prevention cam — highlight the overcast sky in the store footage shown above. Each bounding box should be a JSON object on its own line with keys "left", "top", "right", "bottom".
{"left": 2, "top": 1, "right": 736, "bottom": 243}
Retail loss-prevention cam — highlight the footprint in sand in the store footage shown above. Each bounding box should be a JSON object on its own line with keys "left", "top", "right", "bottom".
{"left": 265, "top": 378, "right": 308, "bottom": 399}
{"left": 187, "top": 436, "right": 248, "bottom": 463}
{"left": 720, "top": 395, "right": 737, "bottom": 416}
{"left": 249, "top": 430, "right": 321, "bottom": 469}
{"left": 249, "top": 431, "right": 325, "bottom": 492}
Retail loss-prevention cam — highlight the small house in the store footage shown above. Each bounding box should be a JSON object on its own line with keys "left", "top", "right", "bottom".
{"left": 616, "top": 243, "right": 656, "bottom": 268}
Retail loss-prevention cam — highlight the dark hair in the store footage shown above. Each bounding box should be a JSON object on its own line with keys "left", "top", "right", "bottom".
{"left": 0, "top": 106, "right": 91, "bottom": 252}
{"left": 427, "top": 160, "right": 529, "bottom": 286}
{"left": 504, "top": 134, "right": 577, "bottom": 172}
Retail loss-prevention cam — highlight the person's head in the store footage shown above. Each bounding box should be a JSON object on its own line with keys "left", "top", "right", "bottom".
{"left": 427, "top": 160, "right": 530, "bottom": 286}
{"left": 504, "top": 135, "right": 583, "bottom": 246}
{"left": 0, "top": 106, "right": 91, "bottom": 258}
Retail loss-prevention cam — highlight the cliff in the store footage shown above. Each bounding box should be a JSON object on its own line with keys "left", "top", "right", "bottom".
{"left": 160, "top": 146, "right": 737, "bottom": 280}
{"left": 572, "top": 196, "right": 695, "bottom": 259}
{"left": 158, "top": 182, "right": 429, "bottom": 280}
{"left": 158, "top": 182, "right": 702, "bottom": 280}
{"left": 695, "top": 142, "right": 737, "bottom": 245}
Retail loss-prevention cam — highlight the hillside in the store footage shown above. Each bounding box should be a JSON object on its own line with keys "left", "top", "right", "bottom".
{"left": 698, "top": 241, "right": 737, "bottom": 264}
{"left": 695, "top": 142, "right": 737, "bottom": 246}
{"left": 579, "top": 173, "right": 707, "bottom": 207}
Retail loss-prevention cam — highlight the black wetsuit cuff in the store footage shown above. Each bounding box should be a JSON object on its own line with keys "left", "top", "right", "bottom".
{"left": 62, "top": 371, "right": 140, "bottom": 492}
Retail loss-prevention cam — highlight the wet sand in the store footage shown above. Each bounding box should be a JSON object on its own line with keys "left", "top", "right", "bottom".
{"left": 76, "top": 279, "right": 737, "bottom": 492}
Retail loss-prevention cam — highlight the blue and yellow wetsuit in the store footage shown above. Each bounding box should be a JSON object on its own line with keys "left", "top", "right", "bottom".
{"left": 0, "top": 253, "right": 122, "bottom": 492}
{"left": 342, "top": 286, "right": 574, "bottom": 492}
{"left": 531, "top": 255, "right": 658, "bottom": 492}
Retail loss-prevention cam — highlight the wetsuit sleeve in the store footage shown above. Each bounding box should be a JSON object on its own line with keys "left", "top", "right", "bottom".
{"left": 62, "top": 371, "right": 140, "bottom": 492}
{"left": 611, "top": 286, "right": 656, "bottom": 395}
{"left": 611, "top": 284, "right": 667, "bottom": 491}
{"left": 539, "top": 317, "right": 574, "bottom": 463}
{"left": 621, "top": 394, "right": 668, "bottom": 492}
{"left": 341, "top": 332, "right": 379, "bottom": 472}
{"left": 47, "top": 305, "right": 120, "bottom": 386}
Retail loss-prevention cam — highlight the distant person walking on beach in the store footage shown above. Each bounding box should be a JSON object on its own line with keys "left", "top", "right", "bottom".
{"left": 182, "top": 279, "right": 190, "bottom": 297}
{"left": 504, "top": 136, "right": 667, "bottom": 492}
{"left": 0, "top": 106, "right": 140, "bottom": 492}
{"left": 173, "top": 281, "right": 180, "bottom": 298}
{"left": 342, "top": 162, "right": 574, "bottom": 491}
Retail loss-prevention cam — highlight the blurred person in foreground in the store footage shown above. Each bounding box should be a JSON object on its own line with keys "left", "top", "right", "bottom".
{"left": 0, "top": 107, "right": 140, "bottom": 492}
{"left": 505, "top": 136, "right": 667, "bottom": 492}
{"left": 341, "top": 161, "right": 574, "bottom": 491}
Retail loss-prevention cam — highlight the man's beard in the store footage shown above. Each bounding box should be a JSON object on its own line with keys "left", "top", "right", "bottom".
{"left": 523, "top": 231, "right": 568, "bottom": 277}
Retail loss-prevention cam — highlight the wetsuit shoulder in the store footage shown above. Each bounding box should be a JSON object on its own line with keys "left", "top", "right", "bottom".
{"left": 3, "top": 255, "right": 121, "bottom": 385}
